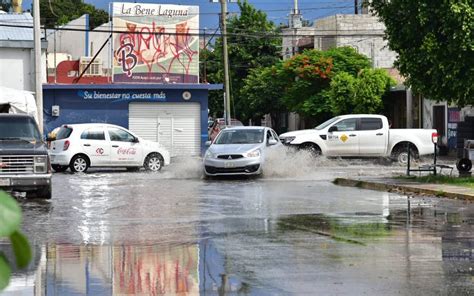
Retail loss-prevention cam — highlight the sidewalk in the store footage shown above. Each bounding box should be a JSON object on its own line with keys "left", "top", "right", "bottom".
{"left": 334, "top": 177, "right": 474, "bottom": 201}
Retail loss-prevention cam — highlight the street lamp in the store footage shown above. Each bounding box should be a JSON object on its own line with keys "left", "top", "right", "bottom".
{"left": 210, "top": 0, "right": 237, "bottom": 126}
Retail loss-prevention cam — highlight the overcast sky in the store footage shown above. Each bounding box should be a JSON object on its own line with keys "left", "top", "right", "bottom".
{"left": 22, "top": 0, "right": 355, "bottom": 29}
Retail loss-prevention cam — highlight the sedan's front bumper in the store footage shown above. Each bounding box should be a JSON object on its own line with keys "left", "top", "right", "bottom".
{"left": 203, "top": 157, "right": 262, "bottom": 176}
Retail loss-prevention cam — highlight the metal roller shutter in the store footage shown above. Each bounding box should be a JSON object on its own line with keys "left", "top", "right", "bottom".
{"left": 129, "top": 102, "right": 201, "bottom": 157}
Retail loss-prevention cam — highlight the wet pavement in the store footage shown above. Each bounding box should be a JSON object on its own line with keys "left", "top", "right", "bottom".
{"left": 2, "top": 159, "right": 474, "bottom": 295}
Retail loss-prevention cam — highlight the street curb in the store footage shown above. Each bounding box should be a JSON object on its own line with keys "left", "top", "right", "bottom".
{"left": 333, "top": 178, "right": 474, "bottom": 201}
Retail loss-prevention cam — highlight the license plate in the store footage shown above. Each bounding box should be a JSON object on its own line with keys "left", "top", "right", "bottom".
{"left": 224, "top": 162, "right": 235, "bottom": 168}
{"left": 0, "top": 178, "right": 10, "bottom": 186}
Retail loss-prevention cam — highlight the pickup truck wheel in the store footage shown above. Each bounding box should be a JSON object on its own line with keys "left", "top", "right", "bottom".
{"left": 27, "top": 185, "right": 52, "bottom": 199}
{"left": 70, "top": 155, "right": 89, "bottom": 173}
{"left": 392, "top": 147, "right": 417, "bottom": 164}
{"left": 300, "top": 143, "right": 322, "bottom": 157}
{"left": 144, "top": 153, "right": 163, "bottom": 172}
{"left": 52, "top": 164, "right": 68, "bottom": 172}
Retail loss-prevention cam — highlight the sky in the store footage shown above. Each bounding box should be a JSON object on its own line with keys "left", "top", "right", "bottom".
{"left": 22, "top": 0, "right": 356, "bottom": 29}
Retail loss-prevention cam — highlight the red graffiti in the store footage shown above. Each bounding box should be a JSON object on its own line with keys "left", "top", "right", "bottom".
{"left": 115, "top": 21, "right": 197, "bottom": 82}
{"left": 117, "top": 147, "right": 137, "bottom": 155}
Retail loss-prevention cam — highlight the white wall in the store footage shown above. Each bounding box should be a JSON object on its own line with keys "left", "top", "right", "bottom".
{"left": 47, "top": 15, "right": 87, "bottom": 60}
{"left": 0, "top": 47, "right": 46, "bottom": 92}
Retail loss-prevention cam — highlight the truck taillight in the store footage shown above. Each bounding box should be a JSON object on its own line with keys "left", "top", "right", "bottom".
{"left": 64, "top": 140, "right": 70, "bottom": 151}
{"left": 432, "top": 132, "right": 438, "bottom": 144}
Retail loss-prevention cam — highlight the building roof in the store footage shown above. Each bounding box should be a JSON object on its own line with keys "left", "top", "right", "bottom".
{"left": 0, "top": 13, "right": 34, "bottom": 41}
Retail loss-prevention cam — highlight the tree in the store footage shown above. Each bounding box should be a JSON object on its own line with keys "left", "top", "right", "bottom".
{"left": 39, "top": 0, "right": 108, "bottom": 29}
{"left": 240, "top": 65, "right": 287, "bottom": 131}
{"left": 280, "top": 47, "right": 371, "bottom": 119}
{"left": 371, "top": 0, "right": 474, "bottom": 106}
{"left": 204, "top": 0, "right": 281, "bottom": 122}
{"left": 329, "top": 69, "right": 395, "bottom": 115}
{"left": 241, "top": 47, "right": 395, "bottom": 125}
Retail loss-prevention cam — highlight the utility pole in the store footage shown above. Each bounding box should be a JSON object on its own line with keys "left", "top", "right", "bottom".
{"left": 355, "top": 0, "right": 359, "bottom": 14}
{"left": 220, "top": 0, "right": 231, "bottom": 126}
{"left": 33, "top": 0, "right": 43, "bottom": 134}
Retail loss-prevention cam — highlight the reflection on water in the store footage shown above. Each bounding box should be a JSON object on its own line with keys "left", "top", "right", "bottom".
{"left": 4, "top": 177, "right": 474, "bottom": 295}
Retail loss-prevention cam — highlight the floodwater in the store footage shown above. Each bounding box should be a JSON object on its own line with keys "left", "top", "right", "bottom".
{"left": 3, "top": 157, "right": 473, "bottom": 295}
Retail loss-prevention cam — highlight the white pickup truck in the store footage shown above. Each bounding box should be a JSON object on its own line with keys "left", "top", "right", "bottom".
{"left": 279, "top": 114, "right": 438, "bottom": 163}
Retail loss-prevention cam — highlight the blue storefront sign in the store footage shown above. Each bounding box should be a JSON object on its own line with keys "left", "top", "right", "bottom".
{"left": 43, "top": 83, "right": 222, "bottom": 154}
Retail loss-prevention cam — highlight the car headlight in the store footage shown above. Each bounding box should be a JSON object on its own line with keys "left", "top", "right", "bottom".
{"left": 246, "top": 149, "right": 261, "bottom": 158}
{"left": 204, "top": 150, "right": 217, "bottom": 159}
{"left": 281, "top": 136, "right": 296, "bottom": 144}
{"left": 34, "top": 156, "right": 48, "bottom": 173}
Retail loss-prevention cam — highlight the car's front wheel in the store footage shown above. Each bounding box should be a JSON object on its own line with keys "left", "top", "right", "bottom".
{"left": 52, "top": 164, "right": 68, "bottom": 172}
{"left": 70, "top": 154, "right": 90, "bottom": 173}
{"left": 144, "top": 153, "right": 163, "bottom": 172}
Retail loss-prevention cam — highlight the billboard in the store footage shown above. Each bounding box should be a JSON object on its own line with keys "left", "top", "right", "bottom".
{"left": 112, "top": 2, "right": 199, "bottom": 83}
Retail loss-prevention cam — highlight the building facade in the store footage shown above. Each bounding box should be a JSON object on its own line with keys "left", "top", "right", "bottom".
{"left": 0, "top": 13, "right": 47, "bottom": 92}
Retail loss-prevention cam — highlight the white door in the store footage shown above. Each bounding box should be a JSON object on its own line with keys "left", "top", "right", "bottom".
{"left": 107, "top": 127, "right": 143, "bottom": 166}
{"left": 129, "top": 103, "right": 201, "bottom": 157}
{"left": 325, "top": 118, "right": 359, "bottom": 156}
{"left": 79, "top": 127, "right": 110, "bottom": 166}
{"left": 358, "top": 117, "right": 387, "bottom": 155}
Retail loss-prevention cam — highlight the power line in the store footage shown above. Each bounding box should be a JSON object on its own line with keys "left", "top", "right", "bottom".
{"left": 0, "top": 23, "right": 385, "bottom": 39}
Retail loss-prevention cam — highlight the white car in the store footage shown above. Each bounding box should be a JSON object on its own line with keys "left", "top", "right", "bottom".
{"left": 203, "top": 126, "right": 282, "bottom": 176}
{"left": 280, "top": 114, "right": 438, "bottom": 164}
{"left": 49, "top": 123, "right": 170, "bottom": 173}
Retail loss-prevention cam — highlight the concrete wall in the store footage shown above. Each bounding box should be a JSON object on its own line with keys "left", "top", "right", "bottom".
{"left": 88, "top": 22, "right": 113, "bottom": 70}
{"left": 47, "top": 15, "right": 88, "bottom": 60}
{"left": 314, "top": 14, "right": 396, "bottom": 69}
{"left": 0, "top": 47, "right": 47, "bottom": 91}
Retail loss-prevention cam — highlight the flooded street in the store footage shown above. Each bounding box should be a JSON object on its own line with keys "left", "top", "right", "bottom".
{"left": 3, "top": 160, "right": 473, "bottom": 295}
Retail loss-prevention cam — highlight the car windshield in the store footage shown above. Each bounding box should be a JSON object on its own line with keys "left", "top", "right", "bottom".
{"left": 314, "top": 117, "right": 340, "bottom": 130}
{"left": 214, "top": 129, "right": 264, "bottom": 144}
{"left": 0, "top": 117, "right": 41, "bottom": 141}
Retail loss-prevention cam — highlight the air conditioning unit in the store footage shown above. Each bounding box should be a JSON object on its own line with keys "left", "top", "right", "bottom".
{"left": 79, "top": 57, "right": 103, "bottom": 76}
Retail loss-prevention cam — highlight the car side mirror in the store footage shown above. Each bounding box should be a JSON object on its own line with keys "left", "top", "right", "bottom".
{"left": 328, "top": 126, "right": 338, "bottom": 133}
{"left": 205, "top": 140, "right": 212, "bottom": 147}
{"left": 133, "top": 137, "right": 140, "bottom": 143}
{"left": 268, "top": 139, "right": 278, "bottom": 146}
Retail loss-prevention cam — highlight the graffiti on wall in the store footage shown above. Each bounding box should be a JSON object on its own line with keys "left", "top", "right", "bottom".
{"left": 112, "top": 3, "right": 199, "bottom": 83}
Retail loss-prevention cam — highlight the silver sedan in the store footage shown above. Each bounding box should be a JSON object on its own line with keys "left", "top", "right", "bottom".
{"left": 203, "top": 126, "right": 281, "bottom": 176}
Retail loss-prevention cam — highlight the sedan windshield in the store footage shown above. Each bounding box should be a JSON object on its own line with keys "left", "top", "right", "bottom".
{"left": 315, "top": 117, "right": 340, "bottom": 130}
{"left": 215, "top": 129, "right": 264, "bottom": 144}
{"left": 0, "top": 117, "right": 41, "bottom": 141}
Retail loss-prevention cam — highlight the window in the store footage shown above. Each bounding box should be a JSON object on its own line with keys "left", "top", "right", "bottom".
{"left": 271, "top": 130, "right": 280, "bottom": 142}
{"left": 108, "top": 128, "right": 135, "bottom": 142}
{"left": 0, "top": 117, "right": 41, "bottom": 141}
{"left": 332, "top": 119, "right": 357, "bottom": 132}
{"left": 360, "top": 118, "right": 383, "bottom": 130}
{"left": 56, "top": 127, "right": 73, "bottom": 140}
{"left": 81, "top": 129, "right": 105, "bottom": 140}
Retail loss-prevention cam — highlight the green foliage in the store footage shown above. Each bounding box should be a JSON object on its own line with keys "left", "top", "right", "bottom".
{"left": 0, "top": 191, "right": 32, "bottom": 291}
{"left": 241, "top": 47, "right": 395, "bottom": 123}
{"left": 204, "top": 0, "right": 281, "bottom": 121}
{"left": 40, "top": 0, "right": 109, "bottom": 29}
{"left": 279, "top": 47, "right": 374, "bottom": 119}
{"left": 328, "top": 67, "right": 395, "bottom": 117}
{"left": 371, "top": 0, "right": 474, "bottom": 106}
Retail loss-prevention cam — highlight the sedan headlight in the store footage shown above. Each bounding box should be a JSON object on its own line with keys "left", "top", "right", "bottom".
{"left": 281, "top": 136, "right": 296, "bottom": 144}
{"left": 246, "top": 149, "right": 261, "bottom": 158}
{"left": 204, "top": 150, "right": 217, "bottom": 159}
{"left": 34, "top": 156, "right": 48, "bottom": 173}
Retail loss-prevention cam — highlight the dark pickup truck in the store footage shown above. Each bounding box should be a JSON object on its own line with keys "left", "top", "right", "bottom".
{"left": 0, "top": 114, "right": 52, "bottom": 199}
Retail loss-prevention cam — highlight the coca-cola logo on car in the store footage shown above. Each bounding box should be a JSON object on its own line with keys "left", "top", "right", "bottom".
{"left": 117, "top": 147, "right": 137, "bottom": 155}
